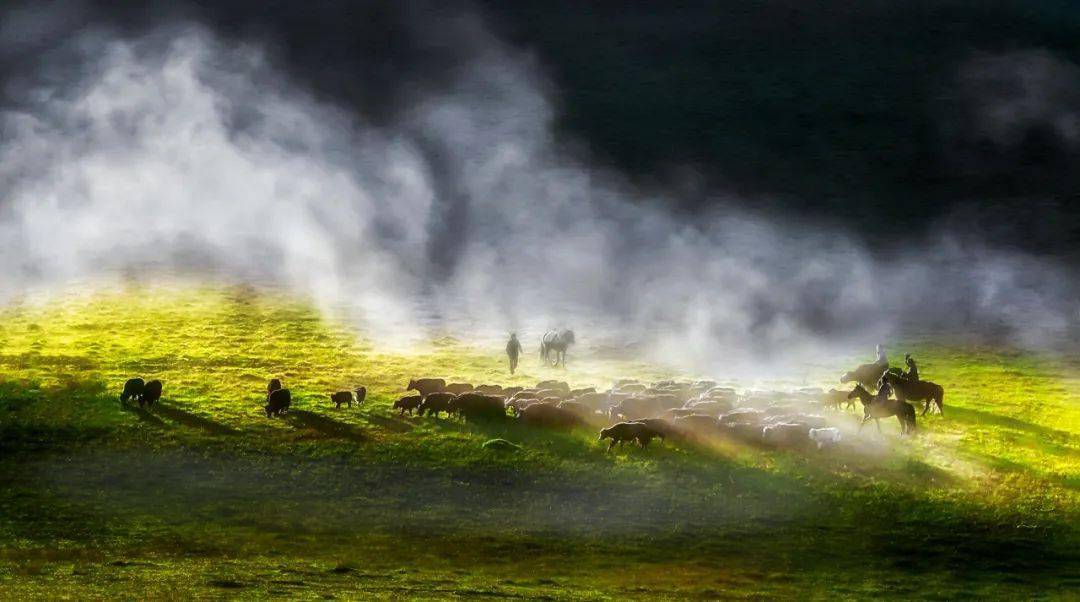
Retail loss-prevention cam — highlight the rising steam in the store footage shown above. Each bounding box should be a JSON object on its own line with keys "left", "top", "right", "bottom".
{"left": 0, "top": 16, "right": 1077, "bottom": 375}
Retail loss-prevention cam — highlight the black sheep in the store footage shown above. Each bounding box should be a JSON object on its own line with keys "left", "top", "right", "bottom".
{"left": 140, "top": 380, "right": 163, "bottom": 407}
{"left": 120, "top": 378, "right": 144, "bottom": 404}
{"left": 265, "top": 388, "right": 291, "bottom": 417}
{"left": 330, "top": 391, "right": 353, "bottom": 409}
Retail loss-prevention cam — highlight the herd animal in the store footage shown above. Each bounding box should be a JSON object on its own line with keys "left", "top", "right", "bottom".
{"left": 116, "top": 348, "right": 945, "bottom": 455}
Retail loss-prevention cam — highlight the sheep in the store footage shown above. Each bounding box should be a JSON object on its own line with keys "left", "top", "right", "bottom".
{"left": 267, "top": 379, "right": 282, "bottom": 396}
{"left": 504, "top": 397, "right": 538, "bottom": 416}
{"left": 598, "top": 422, "right": 661, "bottom": 450}
{"left": 762, "top": 422, "right": 812, "bottom": 448}
{"left": 763, "top": 413, "right": 828, "bottom": 429}
{"left": 608, "top": 396, "right": 664, "bottom": 421}
{"left": 518, "top": 402, "right": 582, "bottom": 428}
{"left": 418, "top": 392, "right": 456, "bottom": 418}
{"left": 616, "top": 383, "right": 647, "bottom": 394}
{"left": 808, "top": 427, "right": 842, "bottom": 449}
{"left": 568, "top": 387, "right": 596, "bottom": 398}
{"left": 694, "top": 380, "right": 718, "bottom": 389}
{"left": 557, "top": 400, "right": 592, "bottom": 417}
{"left": 572, "top": 392, "right": 608, "bottom": 410}
{"left": 613, "top": 378, "right": 639, "bottom": 387}
{"left": 451, "top": 393, "right": 507, "bottom": 421}
{"left": 265, "top": 388, "right": 291, "bottom": 417}
{"left": 445, "top": 383, "right": 475, "bottom": 395}
{"left": 665, "top": 407, "right": 700, "bottom": 420}
{"left": 631, "top": 418, "right": 674, "bottom": 441}
{"left": 820, "top": 388, "right": 853, "bottom": 412}
{"left": 475, "top": 384, "right": 504, "bottom": 395}
{"left": 647, "top": 393, "right": 682, "bottom": 410}
{"left": 354, "top": 386, "right": 367, "bottom": 405}
{"left": 723, "top": 421, "right": 763, "bottom": 442}
{"left": 536, "top": 380, "right": 570, "bottom": 392}
{"left": 120, "top": 378, "right": 144, "bottom": 403}
{"left": 533, "top": 388, "right": 566, "bottom": 400}
{"left": 674, "top": 414, "right": 722, "bottom": 435}
{"left": 408, "top": 378, "right": 446, "bottom": 396}
{"left": 719, "top": 408, "right": 765, "bottom": 426}
{"left": 393, "top": 395, "right": 423, "bottom": 416}
{"left": 330, "top": 391, "right": 354, "bottom": 409}
{"left": 683, "top": 400, "right": 732, "bottom": 416}
{"left": 501, "top": 386, "right": 524, "bottom": 397}
{"left": 141, "top": 380, "right": 163, "bottom": 407}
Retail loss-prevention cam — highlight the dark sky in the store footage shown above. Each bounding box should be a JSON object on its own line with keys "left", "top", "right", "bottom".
{"left": 5, "top": 0, "right": 1080, "bottom": 253}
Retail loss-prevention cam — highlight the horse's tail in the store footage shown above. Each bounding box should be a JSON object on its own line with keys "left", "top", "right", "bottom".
{"left": 935, "top": 385, "right": 944, "bottom": 416}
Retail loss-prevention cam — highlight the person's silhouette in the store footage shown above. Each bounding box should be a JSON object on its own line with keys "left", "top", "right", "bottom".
{"left": 506, "top": 333, "right": 523, "bottom": 375}
{"left": 904, "top": 354, "right": 919, "bottom": 382}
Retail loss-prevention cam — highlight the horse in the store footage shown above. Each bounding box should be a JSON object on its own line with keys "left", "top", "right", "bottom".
{"left": 883, "top": 372, "right": 944, "bottom": 417}
{"left": 848, "top": 384, "right": 916, "bottom": 435}
{"left": 540, "top": 329, "right": 575, "bottom": 367}
{"left": 840, "top": 360, "right": 888, "bottom": 390}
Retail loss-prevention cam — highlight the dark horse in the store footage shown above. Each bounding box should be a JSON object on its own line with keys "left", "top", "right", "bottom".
{"left": 883, "top": 372, "right": 944, "bottom": 417}
{"left": 848, "top": 384, "right": 916, "bottom": 435}
{"left": 540, "top": 329, "right": 575, "bottom": 367}
{"left": 840, "top": 360, "right": 889, "bottom": 390}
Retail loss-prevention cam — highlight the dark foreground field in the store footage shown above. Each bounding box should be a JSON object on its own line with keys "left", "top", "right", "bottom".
{"left": 1, "top": 284, "right": 1077, "bottom": 599}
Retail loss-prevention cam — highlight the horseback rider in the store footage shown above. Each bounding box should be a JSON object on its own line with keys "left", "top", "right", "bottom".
{"left": 875, "top": 374, "right": 893, "bottom": 406}
{"left": 875, "top": 344, "right": 888, "bottom": 366}
{"left": 505, "top": 333, "right": 523, "bottom": 375}
{"left": 904, "top": 354, "right": 919, "bottom": 382}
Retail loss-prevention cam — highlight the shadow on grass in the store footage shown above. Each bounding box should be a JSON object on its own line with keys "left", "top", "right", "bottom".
{"left": 362, "top": 412, "right": 415, "bottom": 433}
{"left": 287, "top": 410, "right": 368, "bottom": 442}
{"left": 120, "top": 402, "right": 168, "bottom": 428}
{"left": 946, "top": 406, "right": 1075, "bottom": 443}
{"left": 151, "top": 402, "right": 238, "bottom": 435}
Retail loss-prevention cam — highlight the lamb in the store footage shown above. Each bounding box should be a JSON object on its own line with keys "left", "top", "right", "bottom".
{"left": 330, "top": 391, "right": 354, "bottom": 409}
{"left": 408, "top": 378, "right": 446, "bottom": 396}
{"left": 445, "top": 383, "right": 475, "bottom": 395}
{"left": 418, "top": 392, "right": 455, "bottom": 418}
{"left": 598, "top": 422, "right": 661, "bottom": 450}
{"left": 265, "top": 388, "right": 291, "bottom": 417}
{"left": 141, "top": 380, "right": 163, "bottom": 407}
{"left": 120, "top": 378, "right": 144, "bottom": 403}
{"left": 393, "top": 395, "right": 423, "bottom": 416}
{"left": 808, "top": 427, "right": 842, "bottom": 449}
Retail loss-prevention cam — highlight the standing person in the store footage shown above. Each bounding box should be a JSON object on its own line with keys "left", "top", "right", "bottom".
{"left": 875, "top": 344, "right": 888, "bottom": 366}
{"left": 506, "top": 333, "right": 523, "bottom": 375}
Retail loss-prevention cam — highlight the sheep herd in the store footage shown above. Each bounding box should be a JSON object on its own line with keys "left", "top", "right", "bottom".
{"left": 119, "top": 370, "right": 935, "bottom": 453}
{"left": 391, "top": 377, "right": 891, "bottom": 451}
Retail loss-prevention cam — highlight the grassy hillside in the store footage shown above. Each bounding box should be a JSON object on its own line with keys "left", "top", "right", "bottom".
{"left": 0, "top": 283, "right": 1077, "bottom": 599}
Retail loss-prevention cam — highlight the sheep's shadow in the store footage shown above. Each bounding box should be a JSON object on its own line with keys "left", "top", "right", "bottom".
{"left": 286, "top": 410, "right": 368, "bottom": 442}
{"left": 120, "top": 401, "right": 168, "bottom": 427}
{"left": 151, "top": 402, "right": 238, "bottom": 435}
{"left": 361, "top": 411, "right": 415, "bottom": 433}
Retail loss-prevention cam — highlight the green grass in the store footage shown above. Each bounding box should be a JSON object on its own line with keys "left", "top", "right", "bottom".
{"left": 1, "top": 282, "right": 1077, "bottom": 599}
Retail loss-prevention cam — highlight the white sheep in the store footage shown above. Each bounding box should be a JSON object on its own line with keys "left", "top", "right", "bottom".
{"left": 808, "top": 427, "right": 842, "bottom": 449}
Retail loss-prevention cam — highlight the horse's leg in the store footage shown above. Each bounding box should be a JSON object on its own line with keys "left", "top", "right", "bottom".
{"left": 921, "top": 399, "right": 931, "bottom": 416}
{"left": 875, "top": 418, "right": 882, "bottom": 434}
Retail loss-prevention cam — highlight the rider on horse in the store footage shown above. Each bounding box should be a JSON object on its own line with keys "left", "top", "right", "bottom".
{"left": 904, "top": 354, "right": 919, "bottom": 382}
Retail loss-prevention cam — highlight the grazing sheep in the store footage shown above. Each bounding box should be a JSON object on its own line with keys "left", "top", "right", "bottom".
{"left": 265, "top": 388, "right": 291, "bottom": 417}
{"left": 762, "top": 422, "right": 812, "bottom": 448}
{"left": 452, "top": 393, "right": 507, "bottom": 421}
{"left": 694, "top": 380, "right": 718, "bottom": 389}
{"left": 631, "top": 418, "right": 674, "bottom": 441}
{"left": 616, "top": 383, "right": 647, "bottom": 394}
{"left": 719, "top": 408, "right": 765, "bottom": 426}
{"left": 510, "top": 390, "right": 541, "bottom": 401}
{"left": 393, "top": 395, "right": 423, "bottom": 416}
{"left": 408, "top": 378, "right": 446, "bottom": 396}
{"left": 723, "top": 421, "right": 763, "bottom": 442}
{"left": 598, "top": 422, "right": 661, "bottom": 450}
{"left": 674, "top": 414, "right": 722, "bottom": 434}
{"left": 445, "top": 383, "right": 475, "bottom": 395}
{"left": 557, "top": 400, "right": 592, "bottom": 417}
{"left": 808, "top": 427, "right": 842, "bottom": 449}
{"left": 475, "top": 384, "right": 503, "bottom": 395}
{"left": 536, "top": 380, "right": 570, "bottom": 392}
{"left": 504, "top": 397, "right": 539, "bottom": 416}
{"left": 665, "top": 408, "right": 699, "bottom": 420}
{"left": 574, "top": 392, "right": 609, "bottom": 411}
{"left": 354, "top": 386, "right": 367, "bottom": 404}
{"left": 683, "top": 400, "right": 733, "bottom": 416}
{"left": 608, "top": 396, "right": 664, "bottom": 421}
{"left": 418, "top": 392, "right": 456, "bottom": 418}
{"left": 519, "top": 402, "right": 582, "bottom": 428}
{"left": 141, "top": 380, "right": 163, "bottom": 407}
{"left": 647, "top": 393, "right": 682, "bottom": 410}
{"left": 533, "top": 388, "right": 566, "bottom": 400}
{"left": 569, "top": 387, "right": 596, "bottom": 398}
{"left": 764, "top": 413, "right": 828, "bottom": 429}
{"left": 613, "top": 378, "right": 639, "bottom": 388}
{"left": 501, "top": 386, "right": 524, "bottom": 397}
{"left": 820, "top": 388, "right": 852, "bottom": 412}
{"left": 267, "top": 379, "right": 282, "bottom": 395}
{"left": 120, "top": 378, "right": 145, "bottom": 403}
{"left": 330, "top": 391, "right": 354, "bottom": 409}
